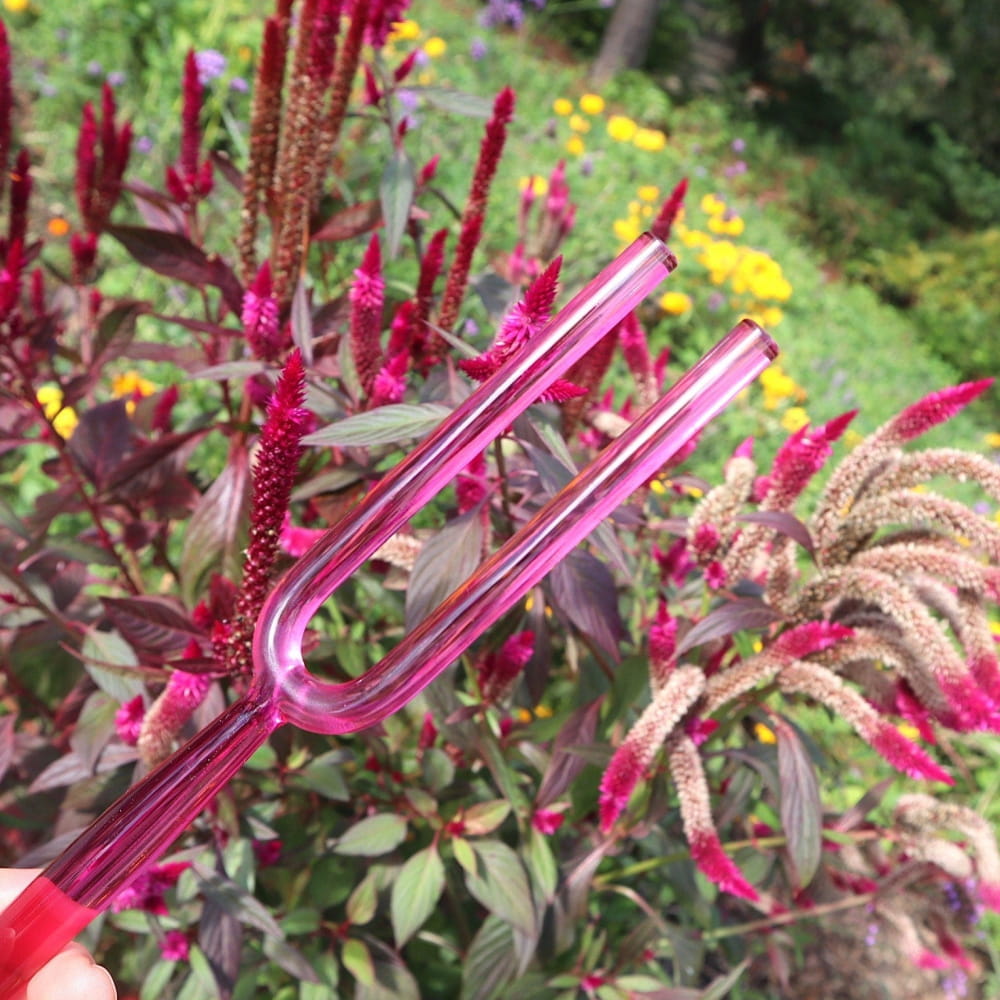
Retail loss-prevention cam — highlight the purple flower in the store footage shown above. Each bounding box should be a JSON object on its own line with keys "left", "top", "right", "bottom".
{"left": 106, "top": 71, "right": 126, "bottom": 87}
{"left": 470, "top": 37, "right": 488, "bottom": 59}
{"left": 731, "top": 137, "right": 746, "bottom": 153}
{"left": 86, "top": 60, "right": 103, "bottom": 76}
{"left": 229, "top": 76, "right": 249, "bottom": 93}
{"left": 135, "top": 135, "right": 154, "bottom": 154}
{"left": 194, "top": 49, "right": 227, "bottom": 85}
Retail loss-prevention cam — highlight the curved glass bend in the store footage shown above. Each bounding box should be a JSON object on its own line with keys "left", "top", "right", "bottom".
{"left": 276, "top": 319, "right": 778, "bottom": 732}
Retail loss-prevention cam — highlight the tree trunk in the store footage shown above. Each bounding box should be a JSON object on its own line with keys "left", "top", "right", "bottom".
{"left": 589, "top": 0, "right": 661, "bottom": 87}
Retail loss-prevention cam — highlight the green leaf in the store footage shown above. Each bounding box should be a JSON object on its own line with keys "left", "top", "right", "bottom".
{"left": 419, "top": 86, "right": 494, "bottom": 118}
{"left": 292, "top": 750, "right": 350, "bottom": 801}
{"left": 355, "top": 943, "right": 420, "bottom": 1000}
{"left": 342, "top": 937, "right": 375, "bottom": 987}
{"left": 140, "top": 960, "right": 176, "bottom": 1000}
{"left": 465, "top": 840, "right": 536, "bottom": 935}
{"left": 462, "top": 799, "right": 511, "bottom": 836}
{"left": 302, "top": 402, "right": 451, "bottom": 448}
{"left": 460, "top": 915, "right": 521, "bottom": 1000}
{"left": 422, "top": 747, "right": 456, "bottom": 793}
{"left": 390, "top": 844, "right": 445, "bottom": 946}
{"left": 346, "top": 874, "right": 378, "bottom": 926}
{"left": 336, "top": 813, "right": 408, "bottom": 857}
{"left": 452, "top": 835, "right": 477, "bottom": 877}
{"left": 526, "top": 828, "right": 558, "bottom": 903}
{"left": 699, "top": 959, "right": 749, "bottom": 1000}
{"left": 775, "top": 717, "right": 823, "bottom": 888}
{"left": 179, "top": 447, "right": 250, "bottom": 607}
{"left": 380, "top": 145, "right": 415, "bottom": 259}
{"left": 79, "top": 629, "right": 144, "bottom": 702}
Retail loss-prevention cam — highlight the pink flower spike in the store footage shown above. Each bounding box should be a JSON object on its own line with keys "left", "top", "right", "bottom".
{"left": 243, "top": 261, "right": 282, "bottom": 362}
{"left": 772, "top": 621, "right": 853, "bottom": 660}
{"left": 978, "top": 880, "right": 1000, "bottom": 912}
{"left": 160, "top": 930, "right": 190, "bottom": 962}
{"left": 870, "top": 723, "right": 952, "bottom": 784}
{"left": 280, "top": 515, "right": 325, "bottom": 558}
{"left": 650, "top": 177, "right": 687, "bottom": 243}
{"left": 371, "top": 350, "right": 409, "bottom": 407}
{"left": 914, "top": 950, "right": 950, "bottom": 971}
{"left": 179, "top": 50, "right": 203, "bottom": 182}
{"left": 349, "top": 234, "right": 385, "bottom": 395}
{"left": 115, "top": 695, "right": 145, "bottom": 746}
{"left": 598, "top": 740, "right": 645, "bottom": 833}
{"left": 689, "top": 829, "right": 759, "bottom": 901}
{"left": 531, "top": 808, "right": 565, "bottom": 835}
{"left": 478, "top": 630, "right": 535, "bottom": 702}
{"left": 649, "top": 601, "right": 677, "bottom": 684}
{"left": 733, "top": 436, "right": 754, "bottom": 459}
{"left": 886, "top": 379, "right": 994, "bottom": 443}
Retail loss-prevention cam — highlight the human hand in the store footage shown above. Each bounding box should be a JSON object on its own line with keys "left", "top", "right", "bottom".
{"left": 0, "top": 869, "right": 116, "bottom": 1000}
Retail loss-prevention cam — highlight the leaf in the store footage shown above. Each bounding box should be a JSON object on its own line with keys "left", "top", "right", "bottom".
{"left": 302, "top": 403, "right": 451, "bottom": 448}
{"left": 336, "top": 814, "right": 408, "bottom": 857}
{"left": 452, "top": 836, "right": 477, "bottom": 877}
{"left": 262, "top": 936, "right": 320, "bottom": 983}
{"left": 101, "top": 596, "right": 203, "bottom": 656}
{"left": 312, "top": 199, "right": 382, "bottom": 243}
{"left": 736, "top": 511, "right": 815, "bottom": 558}
{"left": 460, "top": 915, "right": 521, "bottom": 1000}
{"left": 179, "top": 447, "right": 251, "bottom": 608}
{"left": 69, "top": 692, "right": 117, "bottom": 772}
{"left": 405, "top": 510, "right": 484, "bottom": 632}
{"left": 419, "top": 87, "right": 494, "bottom": 118}
{"left": 549, "top": 549, "right": 625, "bottom": 660}
{"left": 93, "top": 300, "right": 146, "bottom": 366}
{"left": 775, "top": 716, "right": 823, "bottom": 888}
{"left": 346, "top": 874, "right": 378, "bottom": 926}
{"left": 140, "top": 961, "right": 176, "bottom": 1000}
{"left": 390, "top": 844, "right": 445, "bottom": 946}
{"left": 525, "top": 828, "right": 558, "bottom": 904}
{"left": 67, "top": 400, "right": 133, "bottom": 489}
{"left": 342, "top": 937, "right": 375, "bottom": 986}
{"left": 462, "top": 799, "right": 511, "bottom": 836}
{"left": 465, "top": 840, "right": 536, "bottom": 935}
{"left": 355, "top": 941, "right": 420, "bottom": 1000}
{"left": 104, "top": 428, "right": 207, "bottom": 495}
{"left": 290, "top": 749, "right": 350, "bottom": 801}
{"left": 291, "top": 466, "right": 364, "bottom": 501}
{"left": 195, "top": 868, "right": 285, "bottom": 939}
{"left": 699, "top": 959, "right": 750, "bottom": 1000}
{"left": 192, "top": 360, "right": 270, "bottom": 382}
{"left": 675, "top": 599, "right": 783, "bottom": 656}
{"left": 106, "top": 224, "right": 244, "bottom": 315}
{"left": 0, "top": 714, "right": 15, "bottom": 784}
{"left": 380, "top": 145, "right": 415, "bottom": 259}
{"left": 200, "top": 896, "right": 242, "bottom": 999}
{"left": 289, "top": 277, "right": 314, "bottom": 366}
{"left": 80, "top": 628, "right": 144, "bottom": 701}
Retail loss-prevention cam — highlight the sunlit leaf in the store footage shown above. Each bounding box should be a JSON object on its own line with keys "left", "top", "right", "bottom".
{"left": 390, "top": 844, "right": 445, "bottom": 946}
{"left": 775, "top": 717, "right": 823, "bottom": 888}
{"left": 303, "top": 403, "right": 451, "bottom": 448}
{"left": 336, "top": 813, "right": 408, "bottom": 856}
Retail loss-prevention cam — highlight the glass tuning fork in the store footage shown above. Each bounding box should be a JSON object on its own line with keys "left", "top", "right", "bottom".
{"left": 0, "top": 233, "right": 777, "bottom": 996}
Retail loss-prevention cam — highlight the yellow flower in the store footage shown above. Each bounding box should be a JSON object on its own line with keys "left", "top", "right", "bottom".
{"left": 3, "top": 0, "right": 29, "bottom": 11}
{"left": 780, "top": 406, "right": 810, "bottom": 432}
{"left": 112, "top": 371, "right": 156, "bottom": 399}
{"left": 565, "top": 135, "right": 586, "bottom": 157}
{"left": 699, "top": 193, "right": 726, "bottom": 216}
{"left": 613, "top": 217, "right": 642, "bottom": 244}
{"left": 568, "top": 114, "right": 590, "bottom": 134}
{"left": 680, "top": 227, "right": 710, "bottom": 249}
{"left": 649, "top": 478, "right": 667, "bottom": 495}
{"left": 897, "top": 722, "right": 922, "bottom": 741}
{"left": 423, "top": 36, "right": 447, "bottom": 58}
{"left": 389, "top": 19, "right": 421, "bottom": 41}
{"left": 659, "top": 290, "right": 693, "bottom": 315}
{"left": 983, "top": 432, "right": 1000, "bottom": 449}
{"left": 36, "top": 385, "right": 78, "bottom": 438}
{"left": 708, "top": 214, "right": 745, "bottom": 237}
{"left": 518, "top": 175, "right": 548, "bottom": 196}
{"left": 578, "top": 93, "right": 605, "bottom": 115}
{"left": 606, "top": 115, "right": 637, "bottom": 142}
{"left": 515, "top": 708, "right": 533, "bottom": 724}
{"left": 534, "top": 704, "right": 554, "bottom": 719}
{"left": 754, "top": 722, "right": 777, "bottom": 744}
{"left": 552, "top": 97, "right": 573, "bottom": 116}
{"left": 844, "top": 429, "right": 864, "bottom": 449}
{"left": 47, "top": 217, "right": 70, "bottom": 237}
{"left": 637, "top": 184, "right": 660, "bottom": 203}
{"left": 760, "top": 306, "right": 784, "bottom": 328}
{"left": 632, "top": 127, "right": 666, "bottom": 152}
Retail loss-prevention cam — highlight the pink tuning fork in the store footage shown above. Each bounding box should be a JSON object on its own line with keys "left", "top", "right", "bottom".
{"left": 0, "top": 233, "right": 777, "bottom": 996}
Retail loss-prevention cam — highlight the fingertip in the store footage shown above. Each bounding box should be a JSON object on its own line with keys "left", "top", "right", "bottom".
{"left": 26, "top": 946, "right": 117, "bottom": 1000}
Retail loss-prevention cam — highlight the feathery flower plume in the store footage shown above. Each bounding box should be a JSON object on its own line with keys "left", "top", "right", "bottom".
{"left": 478, "top": 630, "right": 535, "bottom": 702}
{"left": 648, "top": 601, "right": 677, "bottom": 693}
{"left": 668, "top": 733, "right": 759, "bottom": 900}
{"left": 243, "top": 261, "right": 284, "bottom": 361}
{"left": 650, "top": 177, "right": 687, "bottom": 244}
{"left": 238, "top": 10, "right": 293, "bottom": 281}
{"left": 224, "top": 351, "right": 309, "bottom": 673}
{"left": 74, "top": 83, "right": 132, "bottom": 235}
{"left": 617, "top": 310, "right": 659, "bottom": 410}
{"left": 883, "top": 380, "right": 994, "bottom": 445}
{"left": 350, "top": 234, "right": 385, "bottom": 397}
{"left": 435, "top": 87, "right": 515, "bottom": 334}
{"left": 370, "top": 350, "right": 409, "bottom": 407}
{"left": 598, "top": 665, "right": 705, "bottom": 832}
{"left": 365, "top": 0, "right": 411, "bottom": 47}
{"left": 166, "top": 51, "right": 214, "bottom": 206}
{"left": 460, "top": 257, "right": 584, "bottom": 402}
{"left": 137, "top": 660, "right": 213, "bottom": 766}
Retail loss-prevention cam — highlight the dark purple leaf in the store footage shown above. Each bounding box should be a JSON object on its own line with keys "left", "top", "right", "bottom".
{"left": 106, "top": 224, "right": 244, "bottom": 315}
{"left": 774, "top": 716, "right": 823, "bottom": 888}
{"left": 29, "top": 751, "right": 93, "bottom": 793}
{"left": 737, "top": 511, "right": 815, "bottom": 557}
{"left": 125, "top": 178, "right": 186, "bottom": 233}
{"left": 179, "top": 448, "right": 251, "bottom": 607}
{"left": 210, "top": 150, "right": 243, "bottom": 194}
{"left": 549, "top": 549, "right": 625, "bottom": 660}
{"left": 676, "top": 599, "right": 782, "bottom": 656}
{"left": 289, "top": 277, "right": 313, "bottom": 366}
{"left": 831, "top": 778, "right": 893, "bottom": 833}
{"left": 93, "top": 300, "right": 147, "bottom": 366}
{"left": 104, "top": 428, "right": 206, "bottom": 494}
{"left": 536, "top": 699, "right": 601, "bottom": 807}
{"left": 67, "top": 400, "right": 134, "bottom": 489}
{"left": 312, "top": 199, "right": 382, "bottom": 243}
{"left": 405, "top": 511, "right": 484, "bottom": 632}
{"left": 0, "top": 714, "right": 16, "bottom": 784}
{"left": 69, "top": 692, "right": 118, "bottom": 773}
{"left": 102, "top": 595, "right": 204, "bottom": 656}
{"left": 200, "top": 897, "right": 242, "bottom": 999}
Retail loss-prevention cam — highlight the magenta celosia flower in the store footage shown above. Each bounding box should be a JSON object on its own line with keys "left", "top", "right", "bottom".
{"left": 771, "top": 621, "right": 854, "bottom": 660}
{"left": 979, "top": 881, "right": 1000, "bottom": 912}
{"left": 704, "top": 561, "right": 727, "bottom": 589}
{"left": 349, "top": 234, "right": 385, "bottom": 395}
{"left": 652, "top": 538, "right": 695, "bottom": 586}
{"left": 649, "top": 601, "right": 677, "bottom": 685}
{"left": 650, "top": 177, "right": 687, "bottom": 243}
{"left": 160, "top": 929, "right": 191, "bottom": 962}
{"left": 885, "top": 379, "right": 994, "bottom": 443}
{"left": 166, "top": 50, "right": 213, "bottom": 205}
{"left": 759, "top": 410, "right": 856, "bottom": 509}
{"left": 279, "top": 514, "right": 325, "bottom": 558}
{"left": 688, "top": 828, "right": 759, "bottom": 902}
{"left": 478, "top": 630, "right": 535, "bottom": 702}
{"left": 869, "top": 722, "right": 953, "bottom": 784}
{"left": 417, "top": 712, "right": 438, "bottom": 749}
{"left": 253, "top": 839, "right": 283, "bottom": 867}
{"left": 242, "top": 261, "right": 283, "bottom": 361}
{"left": 456, "top": 450, "right": 488, "bottom": 514}
{"left": 370, "top": 351, "right": 409, "bottom": 407}
{"left": 115, "top": 694, "right": 145, "bottom": 746}
{"left": 111, "top": 862, "right": 189, "bottom": 914}
{"left": 75, "top": 83, "right": 132, "bottom": 235}
{"left": 531, "top": 808, "right": 565, "bottom": 835}
{"left": 365, "top": 0, "right": 412, "bottom": 47}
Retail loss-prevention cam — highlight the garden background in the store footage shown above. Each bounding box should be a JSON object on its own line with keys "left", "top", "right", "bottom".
{"left": 2, "top": 0, "right": 1000, "bottom": 998}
